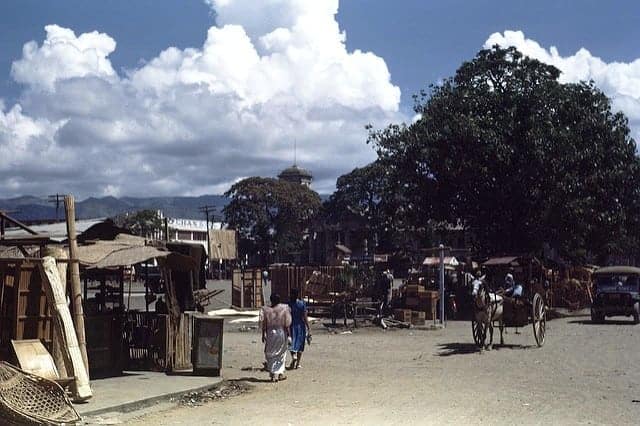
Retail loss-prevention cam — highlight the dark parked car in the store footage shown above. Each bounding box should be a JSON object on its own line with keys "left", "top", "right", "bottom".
{"left": 591, "top": 266, "right": 640, "bottom": 324}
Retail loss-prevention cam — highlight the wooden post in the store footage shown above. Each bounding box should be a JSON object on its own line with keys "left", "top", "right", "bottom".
{"left": 41, "top": 246, "right": 69, "bottom": 379}
{"left": 39, "top": 257, "right": 92, "bottom": 401}
{"left": 240, "top": 269, "right": 245, "bottom": 308}
{"left": 164, "top": 217, "right": 169, "bottom": 242}
{"left": 64, "top": 195, "right": 89, "bottom": 375}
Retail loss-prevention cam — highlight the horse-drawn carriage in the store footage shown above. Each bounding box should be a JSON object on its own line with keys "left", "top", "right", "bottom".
{"left": 471, "top": 256, "right": 547, "bottom": 349}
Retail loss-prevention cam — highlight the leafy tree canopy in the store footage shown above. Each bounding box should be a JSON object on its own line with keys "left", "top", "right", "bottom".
{"left": 116, "top": 209, "right": 163, "bottom": 238}
{"left": 367, "top": 45, "right": 639, "bottom": 263}
{"left": 223, "top": 177, "right": 322, "bottom": 264}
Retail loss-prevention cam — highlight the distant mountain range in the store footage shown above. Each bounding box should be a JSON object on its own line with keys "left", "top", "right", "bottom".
{"left": 0, "top": 195, "right": 230, "bottom": 222}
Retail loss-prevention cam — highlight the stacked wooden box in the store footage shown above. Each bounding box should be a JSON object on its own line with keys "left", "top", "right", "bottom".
{"left": 422, "top": 291, "right": 439, "bottom": 321}
{"left": 411, "top": 310, "right": 426, "bottom": 326}
{"left": 393, "top": 309, "right": 412, "bottom": 323}
{"left": 399, "top": 284, "right": 440, "bottom": 324}
{"left": 404, "top": 284, "right": 424, "bottom": 309}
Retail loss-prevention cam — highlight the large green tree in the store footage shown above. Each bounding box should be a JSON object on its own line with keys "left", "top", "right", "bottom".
{"left": 323, "top": 160, "right": 429, "bottom": 259}
{"left": 223, "top": 177, "right": 322, "bottom": 264}
{"left": 370, "top": 46, "right": 640, "bottom": 263}
{"left": 323, "top": 161, "right": 388, "bottom": 239}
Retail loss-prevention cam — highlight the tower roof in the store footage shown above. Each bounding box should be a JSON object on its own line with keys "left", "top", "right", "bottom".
{"left": 278, "top": 164, "right": 313, "bottom": 180}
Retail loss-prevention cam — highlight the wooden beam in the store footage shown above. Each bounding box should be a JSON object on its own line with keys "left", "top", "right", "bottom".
{"left": 0, "top": 211, "right": 38, "bottom": 235}
{"left": 0, "top": 235, "right": 52, "bottom": 245}
{"left": 39, "top": 256, "right": 92, "bottom": 401}
{"left": 64, "top": 195, "right": 89, "bottom": 375}
{"left": 17, "top": 245, "right": 29, "bottom": 258}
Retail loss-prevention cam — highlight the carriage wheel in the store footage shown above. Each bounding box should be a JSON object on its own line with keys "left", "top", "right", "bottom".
{"left": 472, "top": 318, "right": 486, "bottom": 348}
{"left": 532, "top": 292, "right": 546, "bottom": 347}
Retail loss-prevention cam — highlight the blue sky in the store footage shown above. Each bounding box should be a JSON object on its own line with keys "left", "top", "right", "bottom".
{"left": 2, "top": 0, "right": 638, "bottom": 110}
{"left": 0, "top": 0, "right": 639, "bottom": 197}
{"left": 339, "top": 0, "right": 640, "bottom": 112}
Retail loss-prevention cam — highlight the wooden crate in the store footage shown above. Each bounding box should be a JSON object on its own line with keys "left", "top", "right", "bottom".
{"left": 411, "top": 310, "right": 426, "bottom": 326}
{"left": 393, "top": 309, "right": 412, "bottom": 322}
{"left": 420, "top": 291, "right": 439, "bottom": 320}
{"left": 405, "top": 297, "right": 420, "bottom": 308}
{"left": 406, "top": 284, "right": 425, "bottom": 297}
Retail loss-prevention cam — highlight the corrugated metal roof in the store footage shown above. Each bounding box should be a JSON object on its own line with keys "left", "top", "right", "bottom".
{"left": 483, "top": 256, "right": 520, "bottom": 266}
{"left": 3, "top": 218, "right": 107, "bottom": 242}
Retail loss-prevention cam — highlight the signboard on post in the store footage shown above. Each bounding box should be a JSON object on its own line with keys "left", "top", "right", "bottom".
{"left": 191, "top": 314, "right": 224, "bottom": 376}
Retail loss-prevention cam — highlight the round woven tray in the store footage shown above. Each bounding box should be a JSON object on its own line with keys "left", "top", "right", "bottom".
{"left": 0, "top": 361, "right": 80, "bottom": 425}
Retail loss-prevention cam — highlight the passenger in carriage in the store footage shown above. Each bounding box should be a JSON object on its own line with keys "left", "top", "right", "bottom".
{"left": 504, "top": 273, "right": 523, "bottom": 298}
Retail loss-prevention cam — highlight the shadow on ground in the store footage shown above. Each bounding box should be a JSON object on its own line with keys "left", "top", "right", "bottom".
{"left": 229, "top": 377, "right": 275, "bottom": 384}
{"left": 436, "top": 342, "right": 532, "bottom": 356}
{"left": 241, "top": 365, "right": 266, "bottom": 372}
{"left": 569, "top": 319, "right": 638, "bottom": 326}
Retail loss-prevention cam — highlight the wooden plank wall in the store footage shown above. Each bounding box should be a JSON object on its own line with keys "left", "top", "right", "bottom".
{"left": 0, "top": 260, "right": 54, "bottom": 360}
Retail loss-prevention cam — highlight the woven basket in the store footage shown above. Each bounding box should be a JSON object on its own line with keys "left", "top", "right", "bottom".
{"left": 0, "top": 361, "right": 80, "bottom": 425}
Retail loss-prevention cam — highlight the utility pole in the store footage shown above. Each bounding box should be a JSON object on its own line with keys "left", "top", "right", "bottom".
{"left": 439, "top": 244, "right": 445, "bottom": 327}
{"left": 199, "top": 205, "right": 216, "bottom": 277}
{"left": 422, "top": 245, "right": 450, "bottom": 328}
{"left": 48, "top": 194, "right": 65, "bottom": 222}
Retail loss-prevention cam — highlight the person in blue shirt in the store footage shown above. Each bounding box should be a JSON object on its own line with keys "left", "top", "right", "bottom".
{"left": 504, "top": 273, "right": 523, "bottom": 298}
{"left": 288, "top": 288, "right": 311, "bottom": 370}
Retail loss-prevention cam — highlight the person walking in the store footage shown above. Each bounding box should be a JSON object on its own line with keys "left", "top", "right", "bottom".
{"left": 260, "top": 293, "right": 291, "bottom": 382}
{"left": 288, "top": 288, "right": 311, "bottom": 370}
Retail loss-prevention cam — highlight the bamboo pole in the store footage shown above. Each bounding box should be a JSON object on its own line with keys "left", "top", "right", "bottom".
{"left": 64, "top": 195, "right": 89, "bottom": 375}
{"left": 41, "top": 246, "right": 69, "bottom": 378}
{"left": 39, "top": 256, "right": 92, "bottom": 401}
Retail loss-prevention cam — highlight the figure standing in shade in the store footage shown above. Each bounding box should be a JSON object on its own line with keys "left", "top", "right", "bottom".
{"left": 288, "top": 288, "right": 311, "bottom": 370}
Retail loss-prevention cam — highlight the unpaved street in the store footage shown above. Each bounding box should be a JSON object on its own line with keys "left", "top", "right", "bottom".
{"left": 129, "top": 316, "right": 640, "bottom": 425}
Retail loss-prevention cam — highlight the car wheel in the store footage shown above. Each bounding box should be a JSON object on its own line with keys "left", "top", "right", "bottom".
{"left": 633, "top": 302, "right": 640, "bottom": 325}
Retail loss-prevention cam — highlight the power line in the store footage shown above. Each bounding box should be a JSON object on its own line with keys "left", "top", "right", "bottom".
{"left": 198, "top": 205, "right": 217, "bottom": 224}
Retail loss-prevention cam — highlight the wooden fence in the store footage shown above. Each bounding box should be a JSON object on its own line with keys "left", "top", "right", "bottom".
{"left": 231, "top": 269, "right": 265, "bottom": 309}
{"left": 232, "top": 266, "right": 344, "bottom": 308}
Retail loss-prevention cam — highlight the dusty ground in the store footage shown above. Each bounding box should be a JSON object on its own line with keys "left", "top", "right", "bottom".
{"left": 128, "top": 315, "right": 640, "bottom": 425}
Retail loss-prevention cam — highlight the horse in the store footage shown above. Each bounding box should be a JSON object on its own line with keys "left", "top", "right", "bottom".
{"left": 469, "top": 275, "right": 504, "bottom": 350}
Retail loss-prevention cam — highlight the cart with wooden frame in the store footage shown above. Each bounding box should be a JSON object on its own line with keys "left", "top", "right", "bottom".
{"left": 471, "top": 255, "right": 547, "bottom": 348}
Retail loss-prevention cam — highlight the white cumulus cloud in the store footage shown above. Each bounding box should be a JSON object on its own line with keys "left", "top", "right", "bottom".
{"left": 1, "top": 1, "right": 401, "bottom": 198}
{"left": 11, "top": 24, "right": 117, "bottom": 91}
{"left": 485, "top": 30, "right": 640, "bottom": 141}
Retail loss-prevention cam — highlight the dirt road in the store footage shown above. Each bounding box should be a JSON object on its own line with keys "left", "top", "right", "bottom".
{"left": 128, "top": 316, "right": 640, "bottom": 425}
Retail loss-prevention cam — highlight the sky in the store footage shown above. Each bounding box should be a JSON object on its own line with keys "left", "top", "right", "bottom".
{"left": 0, "top": 0, "right": 639, "bottom": 199}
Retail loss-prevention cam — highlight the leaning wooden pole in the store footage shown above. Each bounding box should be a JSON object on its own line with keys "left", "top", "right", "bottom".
{"left": 41, "top": 246, "right": 69, "bottom": 379}
{"left": 64, "top": 195, "right": 89, "bottom": 375}
{"left": 40, "top": 256, "right": 92, "bottom": 401}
